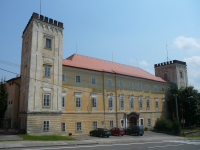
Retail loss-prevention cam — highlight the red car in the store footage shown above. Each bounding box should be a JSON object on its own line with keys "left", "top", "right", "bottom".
{"left": 110, "top": 127, "right": 125, "bottom": 136}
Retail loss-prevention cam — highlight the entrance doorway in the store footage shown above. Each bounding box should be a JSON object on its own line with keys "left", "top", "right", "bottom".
{"left": 129, "top": 117, "right": 137, "bottom": 126}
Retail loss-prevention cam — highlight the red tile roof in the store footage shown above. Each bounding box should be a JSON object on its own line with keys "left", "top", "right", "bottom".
{"left": 62, "top": 54, "right": 170, "bottom": 83}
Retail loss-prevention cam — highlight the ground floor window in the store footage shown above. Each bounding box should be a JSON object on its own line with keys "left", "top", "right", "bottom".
{"left": 61, "top": 123, "right": 65, "bottom": 132}
{"left": 93, "top": 121, "right": 98, "bottom": 130}
{"left": 43, "top": 121, "right": 50, "bottom": 132}
{"left": 140, "top": 118, "right": 144, "bottom": 126}
{"left": 120, "top": 119, "right": 125, "bottom": 128}
{"left": 148, "top": 119, "right": 151, "bottom": 126}
{"left": 109, "top": 120, "right": 114, "bottom": 129}
{"left": 76, "top": 122, "right": 82, "bottom": 131}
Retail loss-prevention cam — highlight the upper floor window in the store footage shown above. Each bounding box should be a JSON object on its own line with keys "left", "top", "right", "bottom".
{"left": 138, "top": 83, "right": 142, "bottom": 90}
{"left": 161, "top": 87, "right": 165, "bottom": 92}
{"left": 91, "top": 93, "right": 97, "bottom": 108}
{"left": 43, "top": 93, "right": 50, "bottom": 107}
{"left": 180, "top": 71, "right": 183, "bottom": 78}
{"left": 119, "top": 80, "right": 123, "bottom": 87}
{"left": 62, "top": 96, "right": 65, "bottom": 108}
{"left": 154, "top": 85, "right": 157, "bottom": 92}
{"left": 91, "top": 77, "right": 96, "bottom": 85}
{"left": 164, "top": 73, "right": 167, "bottom": 79}
{"left": 146, "top": 97, "right": 150, "bottom": 109}
{"left": 108, "top": 79, "right": 112, "bottom": 86}
{"left": 46, "top": 38, "right": 51, "bottom": 48}
{"left": 108, "top": 93, "right": 113, "bottom": 108}
{"left": 162, "top": 98, "right": 166, "bottom": 110}
{"left": 75, "top": 92, "right": 82, "bottom": 108}
{"left": 145, "top": 84, "right": 149, "bottom": 91}
{"left": 139, "top": 95, "right": 142, "bottom": 109}
{"left": 75, "top": 75, "right": 81, "bottom": 83}
{"left": 62, "top": 73, "right": 66, "bottom": 81}
{"left": 119, "top": 94, "right": 124, "bottom": 109}
{"left": 129, "top": 82, "right": 133, "bottom": 88}
{"left": 44, "top": 66, "right": 51, "bottom": 78}
{"left": 155, "top": 98, "right": 159, "bottom": 109}
{"left": 130, "top": 95, "right": 134, "bottom": 109}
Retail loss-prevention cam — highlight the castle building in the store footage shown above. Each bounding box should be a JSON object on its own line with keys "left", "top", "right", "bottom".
{"left": 15, "top": 12, "right": 187, "bottom": 135}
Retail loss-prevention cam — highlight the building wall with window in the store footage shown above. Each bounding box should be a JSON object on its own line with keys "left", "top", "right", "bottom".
{"left": 154, "top": 60, "right": 188, "bottom": 89}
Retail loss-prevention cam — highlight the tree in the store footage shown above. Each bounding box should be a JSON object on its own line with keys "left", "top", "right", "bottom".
{"left": 0, "top": 77, "right": 8, "bottom": 118}
{"left": 167, "top": 84, "right": 200, "bottom": 126}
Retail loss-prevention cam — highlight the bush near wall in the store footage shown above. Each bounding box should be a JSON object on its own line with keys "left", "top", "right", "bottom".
{"left": 154, "top": 118, "right": 181, "bottom": 134}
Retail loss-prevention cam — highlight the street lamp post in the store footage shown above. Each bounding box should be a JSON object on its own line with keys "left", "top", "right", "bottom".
{"left": 173, "top": 94, "right": 179, "bottom": 120}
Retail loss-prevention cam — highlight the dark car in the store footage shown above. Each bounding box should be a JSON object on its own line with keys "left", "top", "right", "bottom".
{"left": 89, "top": 128, "right": 111, "bottom": 137}
{"left": 110, "top": 127, "right": 125, "bottom": 136}
{"left": 124, "top": 126, "right": 144, "bottom": 136}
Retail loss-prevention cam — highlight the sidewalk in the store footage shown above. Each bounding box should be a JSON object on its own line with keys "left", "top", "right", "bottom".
{"left": 0, "top": 131, "right": 190, "bottom": 149}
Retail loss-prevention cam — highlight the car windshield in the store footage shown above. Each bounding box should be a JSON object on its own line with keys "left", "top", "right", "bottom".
{"left": 120, "top": 128, "right": 124, "bottom": 131}
{"left": 139, "top": 126, "right": 144, "bottom": 130}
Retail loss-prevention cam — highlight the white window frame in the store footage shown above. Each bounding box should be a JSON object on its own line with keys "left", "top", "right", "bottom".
{"left": 62, "top": 73, "right": 66, "bottom": 81}
{"left": 146, "top": 96, "right": 150, "bottom": 110}
{"left": 44, "top": 65, "right": 51, "bottom": 78}
{"left": 91, "top": 77, "right": 96, "bottom": 85}
{"left": 139, "top": 95, "right": 143, "bottom": 109}
{"left": 62, "top": 96, "right": 65, "bottom": 108}
{"left": 43, "top": 120, "right": 50, "bottom": 132}
{"left": 75, "top": 75, "right": 81, "bottom": 83}
{"left": 92, "top": 121, "right": 98, "bottom": 130}
{"left": 76, "top": 122, "right": 82, "bottom": 131}
{"left": 61, "top": 122, "right": 66, "bottom": 132}
{"left": 129, "top": 82, "right": 133, "bottom": 88}
{"left": 148, "top": 118, "right": 151, "bottom": 126}
{"left": 130, "top": 95, "right": 134, "bottom": 109}
{"left": 108, "top": 79, "right": 112, "bottom": 86}
{"left": 145, "top": 84, "right": 149, "bottom": 91}
{"left": 155, "top": 98, "right": 159, "bottom": 109}
{"left": 139, "top": 118, "right": 144, "bottom": 126}
{"left": 91, "top": 93, "right": 97, "bottom": 108}
{"left": 154, "top": 85, "right": 157, "bottom": 92}
{"left": 75, "top": 97, "right": 81, "bottom": 108}
{"left": 120, "top": 119, "right": 125, "bottom": 128}
{"left": 43, "top": 93, "right": 51, "bottom": 107}
{"left": 162, "top": 98, "right": 166, "bottom": 110}
{"left": 119, "top": 94, "right": 124, "bottom": 109}
{"left": 108, "top": 93, "right": 113, "bottom": 109}
{"left": 109, "top": 120, "right": 114, "bottom": 129}
{"left": 138, "top": 83, "right": 142, "bottom": 90}
{"left": 119, "top": 80, "right": 123, "bottom": 87}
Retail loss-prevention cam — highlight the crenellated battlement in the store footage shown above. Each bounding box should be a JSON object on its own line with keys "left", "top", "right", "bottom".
{"left": 154, "top": 60, "right": 186, "bottom": 68}
{"left": 23, "top": 12, "right": 63, "bottom": 35}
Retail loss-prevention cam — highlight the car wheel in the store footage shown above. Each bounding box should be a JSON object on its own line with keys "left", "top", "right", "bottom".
{"left": 100, "top": 134, "right": 103, "bottom": 137}
{"left": 121, "top": 134, "right": 123, "bottom": 136}
{"left": 90, "top": 132, "right": 93, "bottom": 136}
{"left": 137, "top": 133, "right": 140, "bottom": 136}
{"left": 116, "top": 133, "right": 119, "bottom": 136}
{"left": 107, "top": 136, "right": 109, "bottom": 137}
{"left": 140, "top": 134, "right": 143, "bottom": 136}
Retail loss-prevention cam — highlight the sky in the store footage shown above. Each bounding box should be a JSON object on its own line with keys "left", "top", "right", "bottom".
{"left": 0, "top": 0, "right": 200, "bottom": 91}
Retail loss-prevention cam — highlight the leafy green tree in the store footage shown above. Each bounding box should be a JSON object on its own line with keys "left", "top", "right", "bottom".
{"left": 167, "top": 84, "right": 200, "bottom": 126}
{"left": 0, "top": 77, "right": 8, "bottom": 118}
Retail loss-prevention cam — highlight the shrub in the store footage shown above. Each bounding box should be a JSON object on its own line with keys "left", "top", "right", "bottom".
{"left": 154, "top": 118, "right": 172, "bottom": 131}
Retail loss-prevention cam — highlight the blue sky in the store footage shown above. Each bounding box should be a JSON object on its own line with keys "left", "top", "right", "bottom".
{"left": 0, "top": 0, "right": 200, "bottom": 91}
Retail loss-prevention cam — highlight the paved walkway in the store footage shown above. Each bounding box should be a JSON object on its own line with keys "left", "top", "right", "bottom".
{"left": 0, "top": 131, "right": 190, "bottom": 149}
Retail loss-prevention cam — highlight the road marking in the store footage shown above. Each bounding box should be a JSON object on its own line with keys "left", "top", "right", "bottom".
{"left": 165, "top": 140, "right": 200, "bottom": 145}
{"left": 148, "top": 144, "right": 184, "bottom": 148}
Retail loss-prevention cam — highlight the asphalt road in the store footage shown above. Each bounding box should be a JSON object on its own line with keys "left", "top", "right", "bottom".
{"left": 3, "top": 140, "right": 200, "bottom": 150}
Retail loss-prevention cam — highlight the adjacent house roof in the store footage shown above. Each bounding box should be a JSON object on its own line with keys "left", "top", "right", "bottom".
{"left": 62, "top": 54, "right": 170, "bottom": 83}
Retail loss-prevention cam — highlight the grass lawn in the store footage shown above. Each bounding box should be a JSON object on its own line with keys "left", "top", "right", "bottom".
{"left": 185, "top": 135, "right": 200, "bottom": 138}
{"left": 184, "top": 127, "right": 200, "bottom": 133}
{"left": 19, "top": 134, "right": 76, "bottom": 141}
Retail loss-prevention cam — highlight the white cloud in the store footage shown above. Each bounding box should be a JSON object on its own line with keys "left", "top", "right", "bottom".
{"left": 173, "top": 36, "right": 200, "bottom": 51}
{"left": 139, "top": 60, "right": 149, "bottom": 67}
{"left": 183, "top": 56, "right": 200, "bottom": 92}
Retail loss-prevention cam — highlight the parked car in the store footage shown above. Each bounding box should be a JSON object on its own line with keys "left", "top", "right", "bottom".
{"left": 89, "top": 128, "right": 111, "bottom": 137}
{"left": 124, "top": 125, "right": 144, "bottom": 136}
{"left": 110, "top": 127, "right": 125, "bottom": 136}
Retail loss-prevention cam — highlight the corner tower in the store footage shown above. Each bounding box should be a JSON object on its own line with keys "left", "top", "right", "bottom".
{"left": 154, "top": 60, "right": 188, "bottom": 89}
{"left": 19, "top": 12, "right": 64, "bottom": 134}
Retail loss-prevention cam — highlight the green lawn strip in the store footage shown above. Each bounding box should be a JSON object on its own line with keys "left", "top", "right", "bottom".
{"left": 185, "top": 135, "right": 200, "bottom": 138}
{"left": 19, "top": 134, "right": 76, "bottom": 141}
